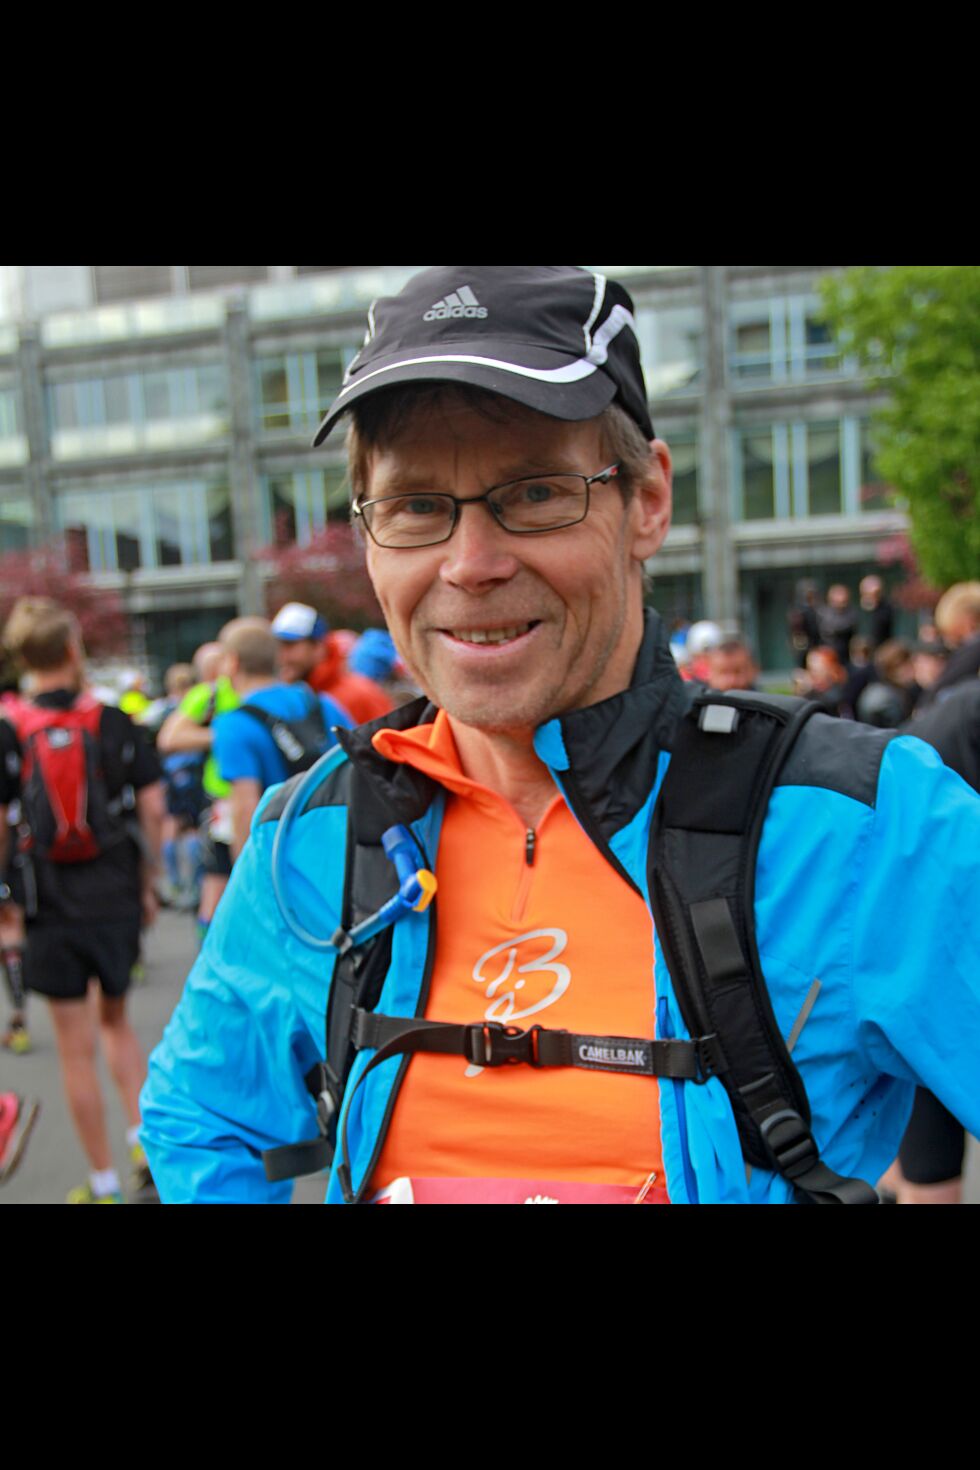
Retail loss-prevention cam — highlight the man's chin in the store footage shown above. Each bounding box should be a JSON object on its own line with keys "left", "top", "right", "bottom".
{"left": 437, "top": 690, "right": 563, "bottom": 737}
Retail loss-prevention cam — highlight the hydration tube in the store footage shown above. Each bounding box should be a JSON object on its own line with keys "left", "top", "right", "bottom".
{"left": 270, "top": 748, "right": 436, "bottom": 955}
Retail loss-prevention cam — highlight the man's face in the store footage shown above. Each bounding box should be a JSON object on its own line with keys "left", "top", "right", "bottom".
{"left": 276, "top": 637, "right": 322, "bottom": 684}
{"left": 706, "top": 645, "right": 758, "bottom": 693}
{"left": 361, "top": 400, "right": 671, "bottom": 736}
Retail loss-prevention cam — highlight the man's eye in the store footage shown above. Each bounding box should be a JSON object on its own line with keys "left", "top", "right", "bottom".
{"left": 521, "top": 481, "right": 555, "bottom": 504}
{"left": 404, "top": 497, "right": 441, "bottom": 516}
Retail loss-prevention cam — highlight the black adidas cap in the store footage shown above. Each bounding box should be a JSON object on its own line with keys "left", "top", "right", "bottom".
{"left": 312, "top": 266, "right": 654, "bottom": 447}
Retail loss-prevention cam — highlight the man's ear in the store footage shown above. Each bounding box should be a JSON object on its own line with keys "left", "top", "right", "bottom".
{"left": 628, "top": 440, "right": 673, "bottom": 564}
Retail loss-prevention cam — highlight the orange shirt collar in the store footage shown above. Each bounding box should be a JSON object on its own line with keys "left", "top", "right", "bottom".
{"left": 372, "top": 710, "right": 487, "bottom": 804}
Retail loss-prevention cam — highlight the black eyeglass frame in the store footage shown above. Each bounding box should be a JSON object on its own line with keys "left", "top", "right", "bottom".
{"left": 352, "top": 463, "right": 622, "bottom": 549}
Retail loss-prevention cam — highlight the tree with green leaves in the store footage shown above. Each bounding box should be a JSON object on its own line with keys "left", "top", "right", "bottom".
{"left": 820, "top": 266, "right": 980, "bottom": 589}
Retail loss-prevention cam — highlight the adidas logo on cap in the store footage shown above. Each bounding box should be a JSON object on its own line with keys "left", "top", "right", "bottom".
{"left": 423, "top": 285, "right": 488, "bottom": 322}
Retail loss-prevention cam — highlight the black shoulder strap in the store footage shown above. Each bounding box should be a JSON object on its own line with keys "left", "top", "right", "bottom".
{"left": 262, "top": 761, "right": 399, "bottom": 1185}
{"left": 238, "top": 696, "right": 328, "bottom": 775}
{"left": 650, "top": 690, "right": 879, "bottom": 1206}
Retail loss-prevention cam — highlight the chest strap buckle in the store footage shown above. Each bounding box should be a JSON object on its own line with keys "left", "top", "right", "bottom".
{"left": 463, "top": 1022, "right": 544, "bottom": 1069}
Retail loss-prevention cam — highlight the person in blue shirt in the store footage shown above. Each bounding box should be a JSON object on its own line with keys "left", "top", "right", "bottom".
{"left": 212, "top": 620, "right": 353, "bottom": 861}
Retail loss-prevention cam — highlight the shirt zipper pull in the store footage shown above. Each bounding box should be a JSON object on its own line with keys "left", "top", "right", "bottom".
{"left": 525, "top": 829, "right": 536, "bottom": 867}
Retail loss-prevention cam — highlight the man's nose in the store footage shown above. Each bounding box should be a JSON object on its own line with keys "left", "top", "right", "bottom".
{"left": 438, "top": 501, "right": 521, "bottom": 591}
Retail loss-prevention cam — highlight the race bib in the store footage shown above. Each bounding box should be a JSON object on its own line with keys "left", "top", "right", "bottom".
{"left": 372, "top": 1177, "right": 669, "bottom": 1206}
{"left": 209, "top": 798, "right": 234, "bottom": 845}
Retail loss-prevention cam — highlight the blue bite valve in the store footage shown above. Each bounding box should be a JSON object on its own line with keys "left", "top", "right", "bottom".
{"left": 344, "top": 826, "right": 438, "bottom": 951}
{"left": 382, "top": 826, "right": 422, "bottom": 886}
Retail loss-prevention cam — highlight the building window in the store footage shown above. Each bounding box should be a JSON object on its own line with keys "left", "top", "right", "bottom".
{"left": 0, "top": 386, "right": 21, "bottom": 438}
{"left": 738, "top": 429, "right": 777, "bottom": 520}
{"left": 806, "top": 422, "right": 843, "bottom": 516}
{"left": 730, "top": 294, "right": 848, "bottom": 384}
{"left": 262, "top": 468, "right": 349, "bottom": 546}
{"left": 730, "top": 301, "right": 779, "bottom": 381}
{"left": 633, "top": 302, "right": 703, "bottom": 398}
{"left": 46, "top": 362, "right": 229, "bottom": 457}
{"left": 0, "top": 496, "right": 33, "bottom": 555}
{"left": 255, "top": 346, "right": 360, "bottom": 435}
{"left": 668, "top": 431, "right": 700, "bottom": 526}
{"left": 56, "top": 480, "right": 234, "bottom": 573}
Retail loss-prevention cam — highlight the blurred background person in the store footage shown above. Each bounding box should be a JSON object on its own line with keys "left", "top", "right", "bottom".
{"left": 155, "top": 664, "right": 205, "bottom": 911}
{"left": 795, "top": 646, "right": 848, "bottom": 716}
{"left": 270, "top": 603, "right": 391, "bottom": 725}
{"left": 859, "top": 575, "right": 894, "bottom": 651}
{"left": 841, "top": 635, "right": 876, "bottom": 720}
{"left": 817, "top": 584, "right": 857, "bottom": 669}
{"left": 918, "top": 582, "right": 980, "bottom": 710}
{"left": 704, "top": 637, "right": 760, "bottom": 694}
{"left": 157, "top": 636, "right": 244, "bottom": 947}
{"left": 855, "top": 639, "right": 919, "bottom": 728}
{"left": 884, "top": 676, "right": 980, "bottom": 1204}
{"left": 787, "top": 580, "right": 822, "bottom": 669}
{"left": 683, "top": 621, "right": 723, "bottom": 683}
{"left": 348, "top": 628, "right": 419, "bottom": 708}
{"left": 909, "top": 636, "right": 950, "bottom": 711}
{"left": 211, "top": 621, "right": 352, "bottom": 860}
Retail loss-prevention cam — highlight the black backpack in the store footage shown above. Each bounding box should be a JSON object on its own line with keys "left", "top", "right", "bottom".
{"left": 263, "top": 691, "right": 880, "bottom": 1205}
{"left": 237, "top": 688, "right": 332, "bottom": 779}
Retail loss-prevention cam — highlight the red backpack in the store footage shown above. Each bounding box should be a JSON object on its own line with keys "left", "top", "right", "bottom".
{"left": 10, "top": 695, "right": 133, "bottom": 865}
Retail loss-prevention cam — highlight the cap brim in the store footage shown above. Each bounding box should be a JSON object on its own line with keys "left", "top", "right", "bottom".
{"left": 312, "top": 340, "right": 621, "bottom": 447}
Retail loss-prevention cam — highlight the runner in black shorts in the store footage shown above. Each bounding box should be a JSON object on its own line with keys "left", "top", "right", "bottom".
{"left": 1, "top": 597, "right": 164, "bottom": 1204}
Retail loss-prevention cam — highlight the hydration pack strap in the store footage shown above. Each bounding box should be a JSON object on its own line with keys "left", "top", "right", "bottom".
{"left": 262, "top": 1062, "right": 341, "bottom": 1183}
{"left": 651, "top": 692, "right": 879, "bottom": 1206}
{"left": 352, "top": 1009, "right": 723, "bottom": 1080}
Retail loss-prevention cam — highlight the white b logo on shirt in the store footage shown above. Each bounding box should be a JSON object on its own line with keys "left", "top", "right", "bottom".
{"left": 466, "top": 929, "right": 570, "bottom": 1078}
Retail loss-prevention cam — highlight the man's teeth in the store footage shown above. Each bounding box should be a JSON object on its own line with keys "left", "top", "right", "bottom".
{"left": 452, "top": 625, "right": 532, "bottom": 645}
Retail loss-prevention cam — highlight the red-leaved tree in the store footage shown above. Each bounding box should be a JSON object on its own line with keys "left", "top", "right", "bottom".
{"left": 0, "top": 542, "right": 130, "bottom": 678}
{"left": 875, "top": 531, "right": 944, "bottom": 614}
{"left": 259, "top": 523, "right": 383, "bottom": 631}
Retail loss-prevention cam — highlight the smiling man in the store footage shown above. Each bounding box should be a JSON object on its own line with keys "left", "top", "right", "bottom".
{"left": 140, "top": 267, "right": 980, "bottom": 1206}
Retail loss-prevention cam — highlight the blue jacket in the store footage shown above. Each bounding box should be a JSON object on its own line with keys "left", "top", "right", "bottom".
{"left": 140, "top": 614, "right": 980, "bottom": 1204}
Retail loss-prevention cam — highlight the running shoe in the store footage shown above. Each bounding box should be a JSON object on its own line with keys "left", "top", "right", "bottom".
{"left": 2, "top": 1021, "right": 32, "bottom": 1055}
{"left": 129, "top": 1143, "right": 155, "bottom": 1195}
{"left": 0, "top": 1094, "right": 40, "bottom": 1183}
{"left": 65, "top": 1182, "right": 125, "bottom": 1205}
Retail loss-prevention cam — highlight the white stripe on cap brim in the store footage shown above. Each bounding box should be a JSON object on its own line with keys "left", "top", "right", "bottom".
{"left": 332, "top": 304, "right": 636, "bottom": 402}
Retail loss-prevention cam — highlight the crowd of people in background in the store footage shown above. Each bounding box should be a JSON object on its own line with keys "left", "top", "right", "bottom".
{"left": 670, "top": 577, "right": 980, "bottom": 1208}
{"left": 0, "top": 599, "right": 413, "bottom": 1197}
{"left": 2, "top": 577, "right": 978, "bottom": 1201}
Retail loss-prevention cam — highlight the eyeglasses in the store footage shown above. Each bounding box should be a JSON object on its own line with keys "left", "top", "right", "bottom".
{"left": 353, "top": 464, "right": 622, "bottom": 549}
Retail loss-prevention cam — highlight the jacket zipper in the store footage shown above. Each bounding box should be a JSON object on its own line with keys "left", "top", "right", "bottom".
{"left": 556, "top": 765, "right": 642, "bottom": 897}
{"left": 560, "top": 750, "right": 696, "bottom": 1201}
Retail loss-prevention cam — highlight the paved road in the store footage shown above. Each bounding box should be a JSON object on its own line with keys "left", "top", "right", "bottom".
{"left": 1, "top": 908, "right": 327, "bottom": 1205}
{"left": 3, "top": 909, "right": 978, "bottom": 1205}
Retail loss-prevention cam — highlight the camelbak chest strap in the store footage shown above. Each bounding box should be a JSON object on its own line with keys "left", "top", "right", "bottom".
{"left": 351, "top": 1009, "right": 726, "bottom": 1080}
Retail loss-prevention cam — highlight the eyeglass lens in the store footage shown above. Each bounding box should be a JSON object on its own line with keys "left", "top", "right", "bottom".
{"left": 363, "top": 474, "right": 590, "bottom": 547}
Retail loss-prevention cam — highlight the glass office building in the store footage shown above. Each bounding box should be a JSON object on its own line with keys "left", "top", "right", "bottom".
{"left": 0, "top": 265, "right": 906, "bottom": 672}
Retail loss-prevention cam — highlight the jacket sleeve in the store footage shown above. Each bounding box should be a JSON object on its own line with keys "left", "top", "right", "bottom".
{"left": 140, "top": 796, "right": 345, "bottom": 1203}
{"left": 851, "top": 733, "right": 980, "bottom": 1135}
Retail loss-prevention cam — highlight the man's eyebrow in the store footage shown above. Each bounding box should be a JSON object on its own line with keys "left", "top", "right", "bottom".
{"left": 368, "top": 462, "right": 583, "bottom": 494}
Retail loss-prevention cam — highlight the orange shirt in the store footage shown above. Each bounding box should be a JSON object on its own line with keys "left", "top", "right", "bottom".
{"left": 369, "top": 712, "right": 666, "bottom": 1199}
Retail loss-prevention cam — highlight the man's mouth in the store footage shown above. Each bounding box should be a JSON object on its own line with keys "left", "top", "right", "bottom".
{"left": 442, "top": 622, "right": 540, "bottom": 647}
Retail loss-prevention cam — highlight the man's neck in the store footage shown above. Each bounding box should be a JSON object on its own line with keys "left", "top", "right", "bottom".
{"left": 235, "top": 675, "right": 277, "bottom": 698}
{"left": 448, "top": 720, "right": 558, "bottom": 830}
{"left": 32, "top": 663, "right": 81, "bottom": 695}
